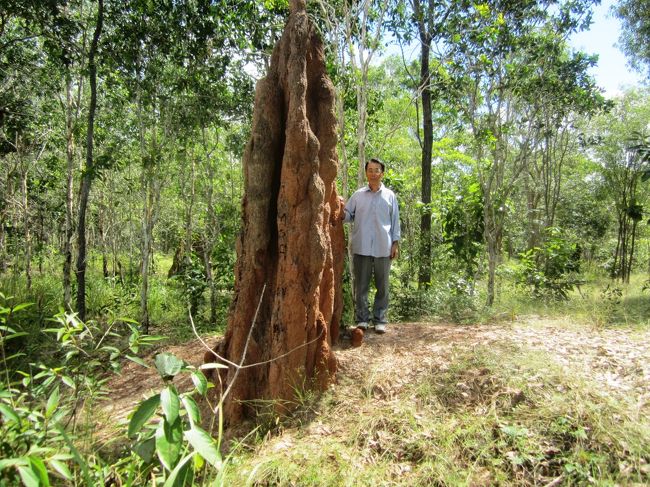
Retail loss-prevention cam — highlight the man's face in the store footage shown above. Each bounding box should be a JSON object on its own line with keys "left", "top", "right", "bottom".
{"left": 365, "top": 162, "right": 384, "bottom": 185}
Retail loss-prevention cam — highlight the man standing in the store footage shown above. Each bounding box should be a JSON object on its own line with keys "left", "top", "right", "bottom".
{"left": 342, "top": 158, "right": 401, "bottom": 334}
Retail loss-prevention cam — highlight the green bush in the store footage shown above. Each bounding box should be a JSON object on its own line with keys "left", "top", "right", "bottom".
{"left": 0, "top": 293, "right": 163, "bottom": 485}
{"left": 517, "top": 228, "right": 583, "bottom": 300}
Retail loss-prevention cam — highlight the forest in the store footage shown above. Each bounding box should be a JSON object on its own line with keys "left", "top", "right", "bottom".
{"left": 1, "top": 0, "right": 649, "bottom": 485}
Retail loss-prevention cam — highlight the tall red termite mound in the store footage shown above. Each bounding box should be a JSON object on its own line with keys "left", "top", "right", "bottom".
{"left": 210, "top": 0, "right": 344, "bottom": 425}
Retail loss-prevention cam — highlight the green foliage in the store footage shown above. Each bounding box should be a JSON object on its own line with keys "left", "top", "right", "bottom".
{"left": 441, "top": 180, "right": 484, "bottom": 277}
{"left": 615, "top": 0, "right": 650, "bottom": 77}
{"left": 0, "top": 293, "right": 162, "bottom": 486}
{"left": 171, "top": 253, "right": 208, "bottom": 317}
{"left": 127, "top": 351, "right": 228, "bottom": 485}
{"left": 437, "top": 274, "right": 481, "bottom": 324}
{"left": 517, "top": 228, "right": 583, "bottom": 300}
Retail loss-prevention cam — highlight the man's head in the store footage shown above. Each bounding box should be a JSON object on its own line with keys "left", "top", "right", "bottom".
{"left": 365, "top": 158, "right": 385, "bottom": 173}
{"left": 365, "top": 158, "right": 384, "bottom": 188}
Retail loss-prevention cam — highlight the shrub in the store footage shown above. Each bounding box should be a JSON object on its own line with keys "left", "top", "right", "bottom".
{"left": 518, "top": 228, "right": 583, "bottom": 300}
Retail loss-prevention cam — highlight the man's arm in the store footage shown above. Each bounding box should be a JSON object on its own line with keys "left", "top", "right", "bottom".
{"left": 341, "top": 194, "right": 355, "bottom": 223}
{"left": 390, "top": 241, "right": 399, "bottom": 260}
{"left": 390, "top": 194, "right": 401, "bottom": 259}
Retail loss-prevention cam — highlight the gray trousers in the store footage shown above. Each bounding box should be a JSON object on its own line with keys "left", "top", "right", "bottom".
{"left": 353, "top": 254, "right": 391, "bottom": 325}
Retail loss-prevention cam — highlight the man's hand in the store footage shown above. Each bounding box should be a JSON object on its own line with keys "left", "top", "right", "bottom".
{"left": 390, "top": 241, "right": 399, "bottom": 260}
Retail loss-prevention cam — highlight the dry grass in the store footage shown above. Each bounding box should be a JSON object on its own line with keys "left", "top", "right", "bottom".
{"left": 215, "top": 320, "right": 650, "bottom": 486}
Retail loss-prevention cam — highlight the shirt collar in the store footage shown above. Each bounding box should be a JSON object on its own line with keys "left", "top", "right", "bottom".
{"left": 364, "top": 183, "right": 384, "bottom": 192}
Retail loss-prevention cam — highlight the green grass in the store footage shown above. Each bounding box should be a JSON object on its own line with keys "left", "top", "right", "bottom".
{"left": 487, "top": 269, "right": 650, "bottom": 329}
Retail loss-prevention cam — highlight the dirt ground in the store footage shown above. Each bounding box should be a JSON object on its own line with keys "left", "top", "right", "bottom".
{"left": 99, "top": 317, "right": 650, "bottom": 439}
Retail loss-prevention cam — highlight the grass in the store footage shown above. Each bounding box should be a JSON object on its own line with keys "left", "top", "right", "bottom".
{"left": 488, "top": 269, "right": 650, "bottom": 329}
{"left": 218, "top": 341, "right": 650, "bottom": 486}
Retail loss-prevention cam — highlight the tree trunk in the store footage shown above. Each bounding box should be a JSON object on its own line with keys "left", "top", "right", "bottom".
{"left": 76, "top": 0, "right": 103, "bottom": 321}
{"left": 139, "top": 145, "right": 161, "bottom": 333}
{"left": 98, "top": 204, "right": 109, "bottom": 279}
{"left": 19, "top": 155, "right": 32, "bottom": 290}
{"left": 486, "top": 237, "right": 499, "bottom": 307}
{"left": 63, "top": 75, "right": 76, "bottom": 310}
{"left": 201, "top": 127, "right": 220, "bottom": 327}
{"left": 626, "top": 219, "right": 638, "bottom": 284}
{"left": 211, "top": 1, "right": 344, "bottom": 425}
{"left": 0, "top": 217, "right": 5, "bottom": 275}
{"left": 416, "top": 4, "right": 433, "bottom": 288}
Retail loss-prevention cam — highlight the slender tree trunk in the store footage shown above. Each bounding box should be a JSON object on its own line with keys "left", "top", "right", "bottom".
{"left": 0, "top": 164, "right": 18, "bottom": 275}
{"left": 201, "top": 127, "right": 220, "bottom": 327}
{"left": 140, "top": 162, "right": 159, "bottom": 333}
{"left": 486, "top": 237, "right": 499, "bottom": 307}
{"left": 19, "top": 157, "right": 32, "bottom": 290}
{"left": 76, "top": 0, "right": 103, "bottom": 321}
{"left": 184, "top": 145, "right": 195, "bottom": 262}
{"left": 612, "top": 214, "right": 623, "bottom": 279}
{"left": 416, "top": 8, "right": 433, "bottom": 288}
{"left": 185, "top": 147, "right": 198, "bottom": 315}
{"left": 348, "top": 0, "right": 388, "bottom": 185}
{"left": 98, "top": 204, "right": 109, "bottom": 278}
{"left": 626, "top": 219, "right": 638, "bottom": 284}
{"left": 0, "top": 216, "right": 5, "bottom": 274}
{"left": 63, "top": 76, "right": 76, "bottom": 310}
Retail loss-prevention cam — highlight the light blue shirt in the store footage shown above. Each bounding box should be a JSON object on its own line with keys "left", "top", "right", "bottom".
{"left": 343, "top": 183, "right": 401, "bottom": 258}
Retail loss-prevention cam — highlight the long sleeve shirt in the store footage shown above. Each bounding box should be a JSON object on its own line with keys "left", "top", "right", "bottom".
{"left": 343, "top": 183, "right": 401, "bottom": 258}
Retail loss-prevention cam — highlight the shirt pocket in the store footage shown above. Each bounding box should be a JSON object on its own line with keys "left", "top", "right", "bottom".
{"left": 375, "top": 195, "right": 392, "bottom": 217}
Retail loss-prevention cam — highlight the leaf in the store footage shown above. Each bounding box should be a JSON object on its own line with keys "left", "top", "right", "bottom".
{"left": 45, "top": 386, "right": 60, "bottom": 419}
{"left": 184, "top": 425, "right": 222, "bottom": 469}
{"left": 28, "top": 456, "right": 50, "bottom": 486}
{"left": 181, "top": 395, "right": 201, "bottom": 427}
{"left": 155, "top": 417, "right": 183, "bottom": 471}
{"left": 191, "top": 370, "right": 208, "bottom": 395}
{"left": 3, "top": 352, "right": 26, "bottom": 363}
{"left": 128, "top": 394, "right": 161, "bottom": 438}
{"left": 133, "top": 436, "right": 156, "bottom": 463}
{"left": 61, "top": 375, "right": 75, "bottom": 389}
{"left": 193, "top": 453, "right": 204, "bottom": 471}
{"left": 0, "top": 403, "right": 21, "bottom": 423}
{"left": 3, "top": 331, "right": 28, "bottom": 341}
{"left": 154, "top": 353, "right": 185, "bottom": 380}
{"left": 125, "top": 355, "right": 149, "bottom": 367}
{"left": 48, "top": 459, "right": 73, "bottom": 480}
{"left": 199, "top": 362, "right": 228, "bottom": 370}
{"left": 11, "top": 302, "right": 34, "bottom": 313}
{"left": 162, "top": 453, "right": 194, "bottom": 487}
{"left": 18, "top": 465, "right": 40, "bottom": 487}
{"left": 0, "top": 458, "right": 29, "bottom": 470}
{"left": 161, "top": 386, "right": 180, "bottom": 424}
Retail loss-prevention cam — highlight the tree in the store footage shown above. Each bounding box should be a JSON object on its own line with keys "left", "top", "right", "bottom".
{"left": 447, "top": 0, "right": 598, "bottom": 305}
{"left": 517, "top": 35, "right": 606, "bottom": 250}
{"left": 615, "top": 0, "right": 650, "bottom": 78}
{"left": 76, "top": 0, "right": 104, "bottom": 321}
{"left": 0, "top": 0, "right": 75, "bottom": 291}
{"left": 404, "top": 0, "right": 457, "bottom": 287}
{"left": 588, "top": 88, "right": 650, "bottom": 282}
{"left": 103, "top": 0, "right": 281, "bottom": 331}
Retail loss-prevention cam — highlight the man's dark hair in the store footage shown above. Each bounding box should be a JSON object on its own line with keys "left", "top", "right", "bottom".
{"left": 365, "top": 158, "right": 385, "bottom": 172}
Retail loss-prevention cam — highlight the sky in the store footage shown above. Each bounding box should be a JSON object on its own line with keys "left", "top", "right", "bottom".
{"left": 569, "top": 0, "right": 645, "bottom": 97}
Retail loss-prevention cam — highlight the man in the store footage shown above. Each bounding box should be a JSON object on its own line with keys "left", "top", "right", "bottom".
{"left": 342, "top": 158, "right": 401, "bottom": 334}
